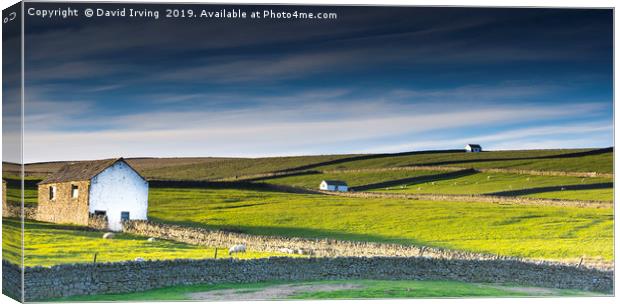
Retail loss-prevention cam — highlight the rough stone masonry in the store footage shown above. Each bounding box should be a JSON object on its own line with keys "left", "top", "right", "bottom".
{"left": 10, "top": 256, "right": 613, "bottom": 301}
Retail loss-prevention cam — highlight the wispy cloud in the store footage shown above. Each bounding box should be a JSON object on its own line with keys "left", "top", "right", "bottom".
{"left": 22, "top": 95, "right": 610, "bottom": 162}
{"left": 362, "top": 122, "right": 613, "bottom": 153}
{"left": 16, "top": 5, "right": 612, "bottom": 162}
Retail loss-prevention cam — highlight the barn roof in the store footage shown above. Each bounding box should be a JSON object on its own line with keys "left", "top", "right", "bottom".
{"left": 322, "top": 180, "right": 348, "bottom": 186}
{"left": 466, "top": 144, "right": 482, "bottom": 149}
{"left": 38, "top": 158, "right": 145, "bottom": 185}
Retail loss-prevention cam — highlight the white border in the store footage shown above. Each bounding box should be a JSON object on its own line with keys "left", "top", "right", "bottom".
{"left": 0, "top": 1, "right": 616, "bottom": 304}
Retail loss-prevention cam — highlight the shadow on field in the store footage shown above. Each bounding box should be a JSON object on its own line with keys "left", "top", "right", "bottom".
{"left": 242, "top": 170, "right": 322, "bottom": 182}
{"left": 4, "top": 217, "right": 96, "bottom": 232}
{"left": 147, "top": 217, "right": 432, "bottom": 247}
{"left": 274, "top": 149, "right": 465, "bottom": 173}
{"left": 3, "top": 178, "right": 40, "bottom": 189}
{"left": 351, "top": 169, "right": 477, "bottom": 191}
{"left": 486, "top": 182, "right": 613, "bottom": 197}
{"left": 406, "top": 147, "right": 613, "bottom": 168}
{"left": 149, "top": 180, "right": 323, "bottom": 195}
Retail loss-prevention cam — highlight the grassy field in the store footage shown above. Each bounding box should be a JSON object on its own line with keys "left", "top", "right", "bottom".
{"left": 2, "top": 219, "right": 22, "bottom": 266}
{"left": 372, "top": 172, "right": 612, "bottom": 201}
{"left": 135, "top": 155, "right": 360, "bottom": 181}
{"left": 4, "top": 148, "right": 613, "bottom": 267}
{"left": 451, "top": 153, "right": 613, "bottom": 173}
{"left": 3, "top": 179, "right": 38, "bottom": 205}
{"left": 5, "top": 186, "right": 38, "bottom": 205}
{"left": 264, "top": 170, "right": 448, "bottom": 189}
{"left": 8, "top": 155, "right": 358, "bottom": 181}
{"left": 313, "top": 149, "right": 612, "bottom": 174}
{"left": 148, "top": 187, "right": 613, "bottom": 263}
{"left": 525, "top": 189, "right": 614, "bottom": 201}
{"left": 16, "top": 148, "right": 611, "bottom": 182}
{"left": 2, "top": 218, "right": 294, "bottom": 267}
{"left": 48, "top": 279, "right": 602, "bottom": 301}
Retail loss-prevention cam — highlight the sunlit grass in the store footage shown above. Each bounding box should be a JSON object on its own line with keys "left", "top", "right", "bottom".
{"left": 525, "top": 189, "right": 613, "bottom": 201}
{"left": 3, "top": 218, "right": 295, "bottom": 267}
{"left": 148, "top": 187, "right": 613, "bottom": 263}
{"left": 315, "top": 150, "right": 612, "bottom": 174}
{"left": 372, "top": 172, "right": 612, "bottom": 201}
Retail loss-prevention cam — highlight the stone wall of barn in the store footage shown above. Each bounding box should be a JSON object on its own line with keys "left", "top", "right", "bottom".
{"left": 36, "top": 181, "right": 90, "bottom": 226}
{"left": 10, "top": 256, "right": 613, "bottom": 301}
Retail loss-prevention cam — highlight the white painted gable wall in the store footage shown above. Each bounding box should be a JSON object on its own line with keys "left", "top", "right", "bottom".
{"left": 88, "top": 161, "right": 148, "bottom": 231}
{"left": 319, "top": 181, "right": 330, "bottom": 190}
{"left": 319, "top": 181, "right": 348, "bottom": 192}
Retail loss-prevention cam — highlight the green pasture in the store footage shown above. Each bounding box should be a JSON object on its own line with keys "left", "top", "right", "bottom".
{"left": 2, "top": 218, "right": 22, "bottom": 266}
{"left": 313, "top": 149, "right": 612, "bottom": 174}
{"left": 4, "top": 182, "right": 38, "bottom": 206}
{"left": 525, "top": 189, "right": 614, "bottom": 201}
{"left": 49, "top": 279, "right": 601, "bottom": 301}
{"left": 148, "top": 187, "right": 613, "bottom": 263}
{"left": 18, "top": 149, "right": 612, "bottom": 182}
{"left": 2, "top": 178, "right": 39, "bottom": 205}
{"left": 138, "top": 154, "right": 358, "bottom": 181}
{"left": 264, "top": 170, "right": 448, "bottom": 189}
{"left": 5, "top": 186, "right": 38, "bottom": 205}
{"left": 2, "top": 218, "right": 294, "bottom": 267}
{"left": 372, "top": 172, "right": 612, "bottom": 201}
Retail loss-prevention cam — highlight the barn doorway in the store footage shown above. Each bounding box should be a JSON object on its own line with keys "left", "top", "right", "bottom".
{"left": 121, "top": 211, "right": 130, "bottom": 221}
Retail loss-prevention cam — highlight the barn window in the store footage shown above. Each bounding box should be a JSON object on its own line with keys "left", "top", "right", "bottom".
{"left": 71, "top": 184, "right": 79, "bottom": 199}
{"left": 49, "top": 186, "right": 56, "bottom": 201}
{"left": 94, "top": 210, "right": 106, "bottom": 216}
{"left": 121, "top": 211, "right": 130, "bottom": 221}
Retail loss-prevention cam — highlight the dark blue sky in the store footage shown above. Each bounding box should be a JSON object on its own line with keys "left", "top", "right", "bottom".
{"left": 18, "top": 4, "right": 613, "bottom": 162}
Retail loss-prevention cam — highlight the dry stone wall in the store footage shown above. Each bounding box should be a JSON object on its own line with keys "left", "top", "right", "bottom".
{"left": 87, "top": 214, "right": 109, "bottom": 231}
{"left": 12, "top": 256, "right": 613, "bottom": 301}
{"left": 474, "top": 167, "right": 613, "bottom": 178}
{"left": 2, "top": 201, "right": 37, "bottom": 219}
{"left": 2, "top": 260, "right": 22, "bottom": 302}
{"left": 122, "top": 221, "right": 612, "bottom": 270}
{"left": 215, "top": 164, "right": 613, "bottom": 183}
{"left": 324, "top": 166, "right": 614, "bottom": 178}
{"left": 323, "top": 190, "right": 612, "bottom": 208}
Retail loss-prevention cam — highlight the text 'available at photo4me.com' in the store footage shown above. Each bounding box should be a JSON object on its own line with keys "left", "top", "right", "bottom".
{"left": 25, "top": 5, "right": 339, "bottom": 21}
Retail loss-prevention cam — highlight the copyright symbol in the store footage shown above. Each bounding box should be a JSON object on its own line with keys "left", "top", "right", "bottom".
{"left": 85, "top": 8, "right": 94, "bottom": 17}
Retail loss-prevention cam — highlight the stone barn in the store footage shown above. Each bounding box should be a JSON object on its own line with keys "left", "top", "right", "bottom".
{"left": 37, "top": 158, "right": 148, "bottom": 231}
{"left": 319, "top": 180, "right": 349, "bottom": 192}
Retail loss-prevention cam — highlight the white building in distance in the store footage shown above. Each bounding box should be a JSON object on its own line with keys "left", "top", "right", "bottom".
{"left": 465, "top": 144, "right": 482, "bottom": 153}
{"left": 319, "top": 180, "right": 349, "bottom": 192}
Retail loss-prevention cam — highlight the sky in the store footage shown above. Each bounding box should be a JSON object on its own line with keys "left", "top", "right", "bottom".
{"left": 6, "top": 4, "right": 614, "bottom": 163}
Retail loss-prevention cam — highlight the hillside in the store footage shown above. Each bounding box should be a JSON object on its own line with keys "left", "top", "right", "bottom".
{"left": 310, "top": 148, "right": 613, "bottom": 173}
{"left": 147, "top": 187, "right": 612, "bottom": 264}
{"left": 2, "top": 147, "right": 613, "bottom": 269}
{"left": 6, "top": 148, "right": 613, "bottom": 181}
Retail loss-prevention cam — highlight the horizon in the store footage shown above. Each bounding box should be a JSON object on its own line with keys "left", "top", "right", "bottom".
{"left": 3, "top": 4, "right": 613, "bottom": 163}
{"left": 2, "top": 146, "right": 611, "bottom": 165}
